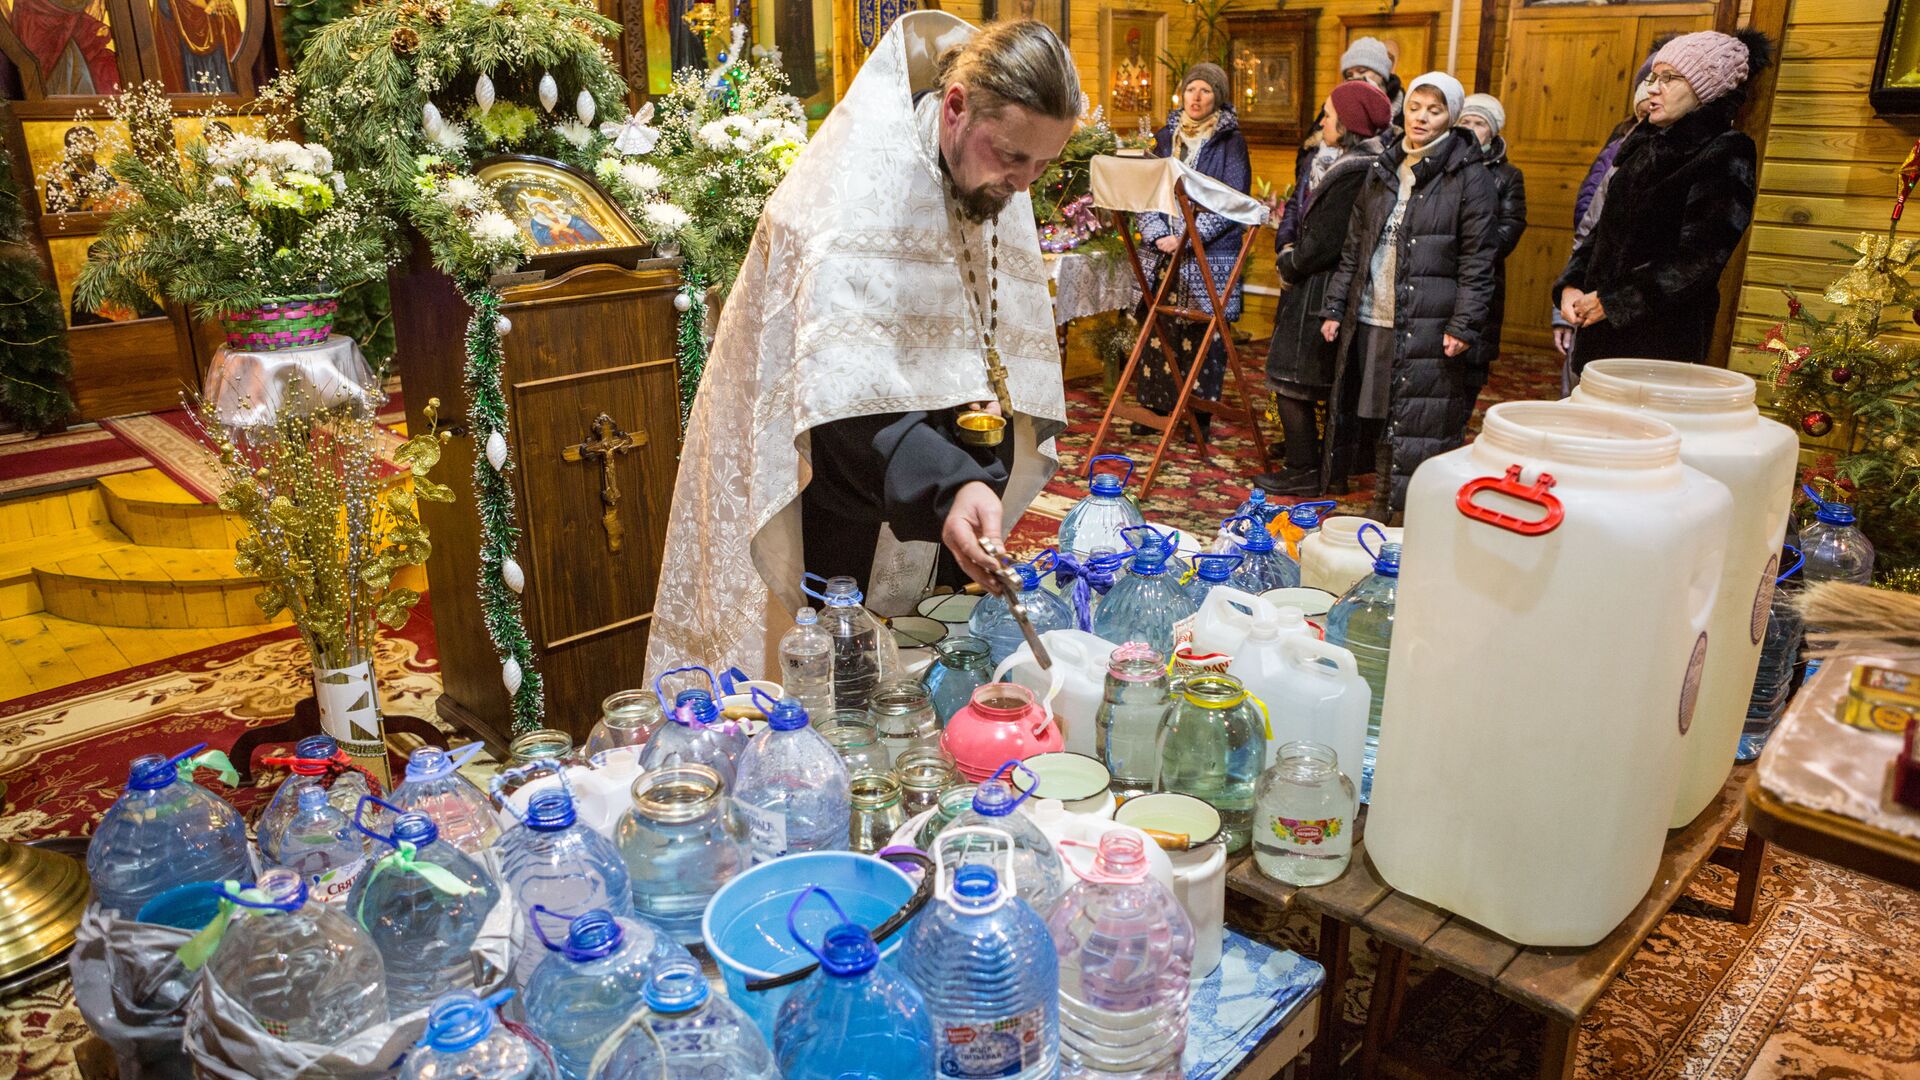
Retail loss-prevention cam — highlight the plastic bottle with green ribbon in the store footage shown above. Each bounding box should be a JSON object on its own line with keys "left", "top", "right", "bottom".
{"left": 346, "top": 795, "right": 502, "bottom": 1017}
{"left": 87, "top": 742, "right": 252, "bottom": 919}
{"left": 399, "top": 989, "right": 558, "bottom": 1079}
{"left": 256, "top": 734, "right": 377, "bottom": 863}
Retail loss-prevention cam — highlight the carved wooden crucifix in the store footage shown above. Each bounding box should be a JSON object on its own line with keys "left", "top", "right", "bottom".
{"left": 561, "top": 413, "right": 646, "bottom": 552}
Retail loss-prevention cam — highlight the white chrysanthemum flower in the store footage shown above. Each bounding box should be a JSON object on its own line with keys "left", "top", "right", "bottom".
{"left": 554, "top": 121, "right": 595, "bottom": 149}
{"left": 438, "top": 176, "right": 483, "bottom": 206}
{"left": 698, "top": 120, "right": 734, "bottom": 152}
{"left": 430, "top": 120, "right": 468, "bottom": 151}
{"left": 643, "top": 202, "right": 691, "bottom": 232}
{"left": 471, "top": 209, "right": 519, "bottom": 243}
{"left": 619, "top": 162, "right": 663, "bottom": 191}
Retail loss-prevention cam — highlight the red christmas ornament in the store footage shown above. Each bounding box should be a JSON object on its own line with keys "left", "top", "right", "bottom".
{"left": 1787, "top": 296, "right": 1803, "bottom": 318}
{"left": 1832, "top": 366, "right": 1853, "bottom": 384}
{"left": 1801, "top": 411, "right": 1833, "bottom": 437}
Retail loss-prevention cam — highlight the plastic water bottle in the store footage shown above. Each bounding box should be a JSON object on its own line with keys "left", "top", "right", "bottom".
{"left": 495, "top": 769, "right": 634, "bottom": 990}
{"left": 201, "top": 867, "right": 388, "bottom": 1042}
{"left": 805, "top": 573, "right": 891, "bottom": 712}
{"left": 389, "top": 743, "right": 499, "bottom": 855}
{"left": 970, "top": 551, "right": 1077, "bottom": 666}
{"left": 781, "top": 607, "right": 837, "bottom": 718}
{"left": 639, "top": 666, "right": 749, "bottom": 787}
{"left": 400, "top": 990, "right": 558, "bottom": 1080}
{"left": 596, "top": 959, "right": 778, "bottom": 1079}
{"left": 1742, "top": 544, "right": 1803, "bottom": 762}
{"left": 1048, "top": 832, "right": 1195, "bottom": 1076}
{"left": 1799, "top": 486, "right": 1875, "bottom": 678}
{"left": 1211, "top": 489, "right": 1281, "bottom": 553}
{"left": 1276, "top": 499, "right": 1338, "bottom": 560}
{"left": 1324, "top": 530, "right": 1399, "bottom": 803}
{"left": 1183, "top": 552, "right": 1244, "bottom": 609}
{"left": 900, "top": 832, "right": 1060, "bottom": 1080}
{"left": 87, "top": 744, "right": 252, "bottom": 919}
{"left": 1094, "top": 525, "right": 1200, "bottom": 656}
{"left": 347, "top": 797, "right": 502, "bottom": 1018}
{"left": 1224, "top": 513, "right": 1302, "bottom": 593}
{"left": 939, "top": 761, "right": 1067, "bottom": 916}
{"left": 732, "top": 693, "right": 852, "bottom": 862}
{"left": 265, "top": 786, "right": 369, "bottom": 907}
{"left": 776, "top": 886, "right": 936, "bottom": 1079}
{"left": 1058, "top": 455, "right": 1145, "bottom": 561}
{"left": 523, "top": 908, "right": 692, "bottom": 1080}
{"left": 256, "top": 735, "right": 373, "bottom": 863}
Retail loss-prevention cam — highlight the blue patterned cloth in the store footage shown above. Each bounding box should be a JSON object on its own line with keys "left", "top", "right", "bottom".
{"left": 1182, "top": 930, "right": 1325, "bottom": 1079}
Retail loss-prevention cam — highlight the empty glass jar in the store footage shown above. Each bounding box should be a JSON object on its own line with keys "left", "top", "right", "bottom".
{"left": 1254, "top": 741, "right": 1357, "bottom": 886}
{"left": 614, "top": 764, "right": 750, "bottom": 945}
{"left": 1096, "top": 643, "right": 1171, "bottom": 800}
{"left": 818, "top": 716, "right": 889, "bottom": 779}
{"left": 867, "top": 682, "right": 941, "bottom": 767}
{"left": 585, "top": 689, "right": 662, "bottom": 762}
{"left": 1158, "top": 673, "right": 1267, "bottom": 855}
{"left": 924, "top": 636, "right": 995, "bottom": 725}
{"left": 848, "top": 773, "right": 907, "bottom": 854}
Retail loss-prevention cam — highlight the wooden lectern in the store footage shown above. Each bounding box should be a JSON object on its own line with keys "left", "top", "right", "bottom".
{"left": 388, "top": 158, "right": 683, "bottom": 749}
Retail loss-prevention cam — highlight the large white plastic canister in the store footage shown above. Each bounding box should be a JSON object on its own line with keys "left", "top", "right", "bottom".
{"left": 1364, "top": 401, "right": 1733, "bottom": 947}
{"left": 1570, "top": 359, "right": 1799, "bottom": 826}
{"left": 995, "top": 629, "right": 1116, "bottom": 759}
{"left": 1233, "top": 635, "right": 1371, "bottom": 776}
{"left": 1299, "top": 517, "right": 1404, "bottom": 596}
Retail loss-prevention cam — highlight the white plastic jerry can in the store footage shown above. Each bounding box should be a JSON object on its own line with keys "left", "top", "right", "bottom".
{"left": 1364, "top": 401, "right": 1733, "bottom": 948}
{"left": 994, "top": 629, "right": 1117, "bottom": 759}
{"left": 1570, "top": 359, "right": 1799, "bottom": 826}
{"left": 1234, "top": 635, "right": 1371, "bottom": 780}
{"left": 1186, "top": 586, "right": 1279, "bottom": 660}
{"left": 1298, "top": 517, "right": 1404, "bottom": 597}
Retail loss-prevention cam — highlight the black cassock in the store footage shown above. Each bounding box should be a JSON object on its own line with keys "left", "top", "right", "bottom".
{"left": 800, "top": 409, "right": 1014, "bottom": 594}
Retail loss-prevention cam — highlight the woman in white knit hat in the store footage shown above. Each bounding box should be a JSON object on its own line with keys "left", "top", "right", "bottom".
{"left": 1456, "top": 93, "right": 1527, "bottom": 378}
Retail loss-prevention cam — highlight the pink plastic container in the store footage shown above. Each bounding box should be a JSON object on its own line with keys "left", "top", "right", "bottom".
{"left": 942, "top": 683, "right": 1063, "bottom": 782}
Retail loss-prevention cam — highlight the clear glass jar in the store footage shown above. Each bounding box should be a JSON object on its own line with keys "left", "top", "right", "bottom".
{"left": 848, "top": 773, "right": 907, "bottom": 854}
{"left": 1157, "top": 673, "right": 1267, "bottom": 855}
{"left": 614, "top": 764, "right": 751, "bottom": 945}
{"left": 819, "top": 717, "right": 890, "bottom": 779}
{"left": 495, "top": 730, "right": 583, "bottom": 803}
{"left": 867, "top": 682, "right": 940, "bottom": 768}
{"left": 913, "top": 785, "right": 977, "bottom": 850}
{"left": 925, "top": 636, "right": 994, "bottom": 725}
{"left": 1253, "top": 741, "right": 1357, "bottom": 886}
{"left": 895, "top": 748, "right": 957, "bottom": 818}
{"left": 1095, "top": 643, "right": 1171, "bottom": 800}
{"left": 585, "top": 689, "right": 662, "bottom": 762}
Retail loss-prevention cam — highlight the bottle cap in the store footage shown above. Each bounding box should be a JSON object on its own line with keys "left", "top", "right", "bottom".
{"left": 406, "top": 747, "right": 453, "bottom": 782}
{"left": 254, "top": 867, "right": 308, "bottom": 908}
{"left": 970, "top": 778, "right": 1018, "bottom": 817}
{"left": 1374, "top": 542, "right": 1401, "bottom": 578}
{"left": 817, "top": 922, "right": 880, "bottom": 977}
{"left": 391, "top": 812, "right": 440, "bottom": 847}
{"left": 951, "top": 863, "right": 1002, "bottom": 907}
{"left": 765, "top": 695, "right": 810, "bottom": 732}
{"left": 296, "top": 786, "right": 329, "bottom": 812}
{"left": 1803, "top": 484, "right": 1856, "bottom": 526}
{"left": 1226, "top": 513, "right": 1275, "bottom": 553}
{"left": 1089, "top": 471, "right": 1124, "bottom": 496}
{"left": 795, "top": 606, "right": 818, "bottom": 625}
{"left": 523, "top": 788, "right": 578, "bottom": 831}
{"left": 644, "top": 960, "right": 709, "bottom": 1013}
{"left": 125, "top": 753, "right": 179, "bottom": 793}
{"left": 1192, "top": 552, "right": 1243, "bottom": 583}
{"left": 562, "top": 909, "right": 625, "bottom": 961}
{"left": 673, "top": 689, "right": 720, "bottom": 726}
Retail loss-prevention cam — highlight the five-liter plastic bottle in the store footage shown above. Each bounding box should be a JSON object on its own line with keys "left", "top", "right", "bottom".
{"left": 1275, "top": 500, "right": 1338, "bottom": 560}
{"left": 347, "top": 797, "right": 502, "bottom": 1018}
{"left": 970, "top": 550, "right": 1079, "bottom": 666}
{"left": 87, "top": 743, "right": 253, "bottom": 919}
{"left": 522, "top": 907, "right": 693, "bottom": 1080}
{"left": 901, "top": 832, "right": 1061, "bottom": 1080}
{"left": 495, "top": 772, "right": 634, "bottom": 991}
{"left": 1223, "top": 513, "right": 1302, "bottom": 594}
{"left": 639, "top": 667, "right": 749, "bottom": 787}
{"left": 731, "top": 693, "right": 851, "bottom": 862}
{"left": 804, "top": 573, "right": 894, "bottom": 713}
{"left": 1182, "top": 552, "right": 1244, "bottom": 610}
{"left": 201, "top": 867, "right": 389, "bottom": 1043}
{"left": 939, "top": 761, "right": 1068, "bottom": 916}
{"left": 1798, "top": 486, "right": 1875, "bottom": 678}
{"left": 264, "top": 785, "right": 368, "bottom": 906}
{"left": 774, "top": 886, "right": 937, "bottom": 1080}
{"left": 1058, "top": 454, "right": 1146, "bottom": 561}
{"left": 255, "top": 734, "right": 373, "bottom": 863}
{"left": 780, "top": 607, "right": 837, "bottom": 718}
{"left": 595, "top": 958, "right": 779, "bottom": 1079}
{"left": 1095, "top": 525, "right": 1199, "bottom": 656}
{"left": 388, "top": 743, "right": 500, "bottom": 855}
{"left": 1049, "top": 832, "right": 1196, "bottom": 1077}
{"left": 1323, "top": 531, "right": 1399, "bottom": 802}
{"left": 399, "top": 989, "right": 558, "bottom": 1080}
{"left": 1097, "top": 643, "right": 1172, "bottom": 800}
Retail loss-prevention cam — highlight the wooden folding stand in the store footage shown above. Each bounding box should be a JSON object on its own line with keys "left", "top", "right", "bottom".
{"left": 1087, "top": 166, "right": 1271, "bottom": 499}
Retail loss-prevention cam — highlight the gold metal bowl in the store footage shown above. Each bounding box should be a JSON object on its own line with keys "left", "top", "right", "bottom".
{"left": 955, "top": 410, "right": 1006, "bottom": 447}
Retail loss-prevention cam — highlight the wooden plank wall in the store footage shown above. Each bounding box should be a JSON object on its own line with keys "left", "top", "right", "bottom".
{"left": 1734, "top": 0, "right": 1920, "bottom": 384}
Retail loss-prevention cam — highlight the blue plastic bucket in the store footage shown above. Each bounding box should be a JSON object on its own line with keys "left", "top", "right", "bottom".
{"left": 701, "top": 851, "right": 918, "bottom": 1039}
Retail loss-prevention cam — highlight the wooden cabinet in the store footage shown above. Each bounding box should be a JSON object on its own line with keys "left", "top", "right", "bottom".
{"left": 389, "top": 246, "right": 684, "bottom": 749}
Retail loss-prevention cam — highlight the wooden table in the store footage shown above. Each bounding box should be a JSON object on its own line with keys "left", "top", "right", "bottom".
{"left": 1228, "top": 767, "right": 1762, "bottom": 1080}
{"left": 1744, "top": 772, "right": 1920, "bottom": 891}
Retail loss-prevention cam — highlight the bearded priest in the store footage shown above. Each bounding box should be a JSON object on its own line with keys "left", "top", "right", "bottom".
{"left": 647, "top": 13, "right": 1079, "bottom": 679}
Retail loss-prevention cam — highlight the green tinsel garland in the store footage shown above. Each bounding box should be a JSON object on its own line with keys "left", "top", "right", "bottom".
{"left": 462, "top": 288, "right": 546, "bottom": 732}
{"left": 677, "top": 270, "right": 708, "bottom": 424}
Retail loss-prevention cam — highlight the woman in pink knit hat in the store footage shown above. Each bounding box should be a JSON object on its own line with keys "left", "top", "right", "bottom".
{"left": 1554, "top": 29, "right": 1772, "bottom": 375}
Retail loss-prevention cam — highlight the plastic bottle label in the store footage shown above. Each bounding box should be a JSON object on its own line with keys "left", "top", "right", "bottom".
{"left": 1678, "top": 632, "right": 1709, "bottom": 737}
{"left": 308, "top": 854, "right": 368, "bottom": 905}
{"left": 1750, "top": 555, "right": 1778, "bottom": 646}
{"left": 738, "top": 800, "right": 789, "bottom": 862}
{"left": 938, "top": 1002, "right": 1047, "bottom": 1078}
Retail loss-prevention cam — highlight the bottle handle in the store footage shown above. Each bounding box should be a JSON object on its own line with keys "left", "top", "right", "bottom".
{"left": 784, "top": 884, "right": 855, "bottom": 963}
{"left": 352, "top": 794, "right": 407, "bottom": 850}
{"left": 987, "top": 758, "right": 1042, "bottom": 811}
{"left": 1087, "top": 454, "right": 1136, "bottom": 489}
{"left": 990, "top": 651, "right": 1067, "bottom": 731}
{"left": 1457, "top": 465, "right": 1564, "bottom": 536}
{"left": 487, "top": 757, "right": 572, "bottom": 820}
{"left": 527, "top": 904, "right": 575, "bottom": 954}
{"left": 446, "top": 741, "right": 487, "bottom": 771}
{"left": 1284, "top": 634, "right": 1360, "bottom": 680}
{"left": 1777, "top": 542, "right": 1804, "bottom": 583}
{"left": 653, "top": 664, "right": 718, "bottom": 714}
{"left": 931, "top": 825, "right": 1017, "bottom": 913}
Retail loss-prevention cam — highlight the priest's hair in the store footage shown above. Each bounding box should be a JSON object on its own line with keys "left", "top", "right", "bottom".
{"left": 938, "top": 19, "right": 1084, "bottom": 122}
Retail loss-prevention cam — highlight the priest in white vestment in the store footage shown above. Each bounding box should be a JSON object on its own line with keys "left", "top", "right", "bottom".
{"left": 647, "top": 13, "right": 1081, "bottom": 679}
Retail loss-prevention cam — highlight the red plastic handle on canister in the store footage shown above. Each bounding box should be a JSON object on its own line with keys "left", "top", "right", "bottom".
{"left": 1456, "top": 465, "right": 1564, "bottom": 536}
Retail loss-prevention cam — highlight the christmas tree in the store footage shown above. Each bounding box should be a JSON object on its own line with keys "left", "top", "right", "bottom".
{"left": 0, "top": 103, "right": 74, "bottom": 430}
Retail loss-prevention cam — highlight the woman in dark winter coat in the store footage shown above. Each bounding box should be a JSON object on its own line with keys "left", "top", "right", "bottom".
{"left": 1256, "top": 80, "right": 1393, "bottom": 496}
{"left": 1456, "top": 93, "right": 1527, "bottom": 374}
{"left": 1556, "top": 29, "right": 1772, "bottom": 374}
{"left": 1134, "top": 63, "right": 1253, "bottom": 436}
{"left": 1275, "top": 37, "right": 1398, "bottom": 251}
{"left": 1318, "top": 72, "right": 1500, "bottom": 514}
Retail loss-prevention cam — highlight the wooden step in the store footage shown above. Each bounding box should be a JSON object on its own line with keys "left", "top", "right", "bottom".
{"left": 0, "top": 521, "right": 131, "bottom": 620}
{"left": 34, "top": 542, "right": 273, "bottom": 628}
{"left": 99, "top": 469, "right": 249, "bottom": 549}
{"left": 0, "top": 611, "right": 272, "bottom": 698}
{"left": 0, "top": 485, "right": 111, "bottom": 542}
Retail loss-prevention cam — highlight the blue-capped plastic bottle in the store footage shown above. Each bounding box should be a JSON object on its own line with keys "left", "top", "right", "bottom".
{"left": 494, "top": 767, "right": 634, "bottom": 990}
{"left": 597, "top": 959, "right": 778, "bottom": 1079}
{"left": 1799, "top": 485, "right": 1875, "bottom": 678}
{"left": 1183, "top": 552, "right": 1244, "bottom": 610}
{"left": 775, "top": 886, "right": 936, "bottom": 1080}
{"left": 1742, "top": 544, "right": 1804, "bottom": 762}
{"left": 1094, "top": 525, "right": 1199, "bottom": 656}
{"left": 256, "top": 735, "right": 374, "bottom": 864}
{"left": 1277, "top": 499, "right": 1338, "bottom": 560}
{"left": 939, "top": 761, "right": 1067, "bottom": 916}
{"left": 387, "top": 743, "right": 499, "bottom": 855}
{"left": 523, "top": 907, "right": 693, "bottom": 1080}
{"left": 970, "top": 550, "right": 1078, "bottom": 666}
{"left": 733, "top": 693, "right": 851, "bottom": 862}
{"left": 264, "top": 785, "right": 369, "bottom": 907}
{"left": 87, "top": 744, "right": 252, "bottom": 919}
{"left": 201, "top": 868, "right": 388, "bottom": 1042}
{"left": 1323, "top": 529, "right": 1399, "bottom": 803}
{"left": 1224, "top": 513, "right": 1302, "bottom": 593}
{"left": 803, "top": 573, "right": 894, "bottom": 712}
{"left": 1057, "top": 455, "right": 1146, "bottom": 561}
{"left": 901, "top": 831, "right": 1060, "bottom": 1080}
{"left": 348, "top": 797, "right": 502, "bottom": 1017}
{"left": 399, "top": 990, "right": 558, "bottom": 1080}
{"left": 638, "top": 666, "right": 749, "bottom": 787}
